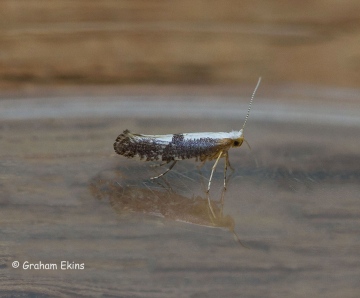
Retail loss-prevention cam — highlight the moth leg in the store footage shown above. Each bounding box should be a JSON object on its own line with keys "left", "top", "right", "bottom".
{"left": 206, "top": 192, "right": 217, "bottom": 219}
{"left": 150, "top": 162, "right": 167, "bottom": 168}
{"left": 227, "top": 158, "right": 235, "bottom": 172}
{"left": 206, "top": 150, "right": 223, "bottom": 218}
{"left": 224, "top": 152, "right": 229, "bottom": 190}
{"left": 206, "top": 151, "right": 223, "bottom": 218}
{"left": 150, "top": 160, "right": 177, "bottom": 180}
{"left": 219, "top": 188, "right": 226, "bottom": 215}
{"left": 206, "top": 198, "right": 217, "bottom": 223}
{"left": 207, "top": 150, "right": 223, "bottom": 193}
{"left": 197, "top": 159, "right": 207, "bottom": 169}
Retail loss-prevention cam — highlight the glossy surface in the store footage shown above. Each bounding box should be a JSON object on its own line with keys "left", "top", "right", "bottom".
{"left": 1, "top": 86, "right": 359, "bottom": 297}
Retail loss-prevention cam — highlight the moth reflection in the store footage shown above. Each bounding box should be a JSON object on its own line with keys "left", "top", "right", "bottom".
{"left": 90, "top": 176, "right": 246, "bottom": 247}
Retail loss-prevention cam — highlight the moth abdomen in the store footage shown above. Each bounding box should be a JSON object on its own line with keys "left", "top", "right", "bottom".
{"left": 114, "top": 129, "right": 164, "bottom": 161}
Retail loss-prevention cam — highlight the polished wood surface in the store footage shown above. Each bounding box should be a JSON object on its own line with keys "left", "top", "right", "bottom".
{"left": 1, "top": 86, "right": 359, "bottom": 297}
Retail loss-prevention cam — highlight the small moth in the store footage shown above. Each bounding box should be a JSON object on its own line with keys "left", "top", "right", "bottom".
{"left": 114, "top": 77, "right": 261, "bottom": 195}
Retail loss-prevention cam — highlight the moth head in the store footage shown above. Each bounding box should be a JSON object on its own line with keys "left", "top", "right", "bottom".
{"left": 232, "top": 137, "right": 244, "bottom": 147}
{"left": 232, "top": 129, "right": 244, "bottom": 147}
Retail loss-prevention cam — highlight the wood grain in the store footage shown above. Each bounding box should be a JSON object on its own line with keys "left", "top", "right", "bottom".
{"left": 1, "top": 1, "right": 360, "bottom": 87}
{"left": 0, "top": 87, "right": 360, "bottom": 297}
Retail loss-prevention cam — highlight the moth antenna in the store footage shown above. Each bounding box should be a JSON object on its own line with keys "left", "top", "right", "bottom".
{"left": 241, "top": 77, "right": 261, "bottom": 131}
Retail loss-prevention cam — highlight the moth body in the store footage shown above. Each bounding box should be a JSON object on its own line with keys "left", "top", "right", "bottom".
{"left": 113, "top": 77, "right": 261, "bottom": 216}
{"left": 113, "top": 130, "right": 244, "bottom": 163}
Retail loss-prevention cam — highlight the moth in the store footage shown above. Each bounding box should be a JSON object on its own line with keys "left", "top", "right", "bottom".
{"left": 114, "top": 77, "right": 261, "bottom": 195}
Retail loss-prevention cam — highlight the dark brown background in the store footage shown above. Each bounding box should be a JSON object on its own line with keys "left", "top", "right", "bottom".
{"left": 1, "top": 0, "right": 360, "bottom": 88}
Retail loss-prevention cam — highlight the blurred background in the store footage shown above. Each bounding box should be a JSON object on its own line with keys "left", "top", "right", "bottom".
{"left": 1, "top": 0, "right": 360, "bottom": 89}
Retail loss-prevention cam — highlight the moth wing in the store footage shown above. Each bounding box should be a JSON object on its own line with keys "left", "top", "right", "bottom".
{"left": 114, "top": 130, "right": 172, "bottom": 161}
{"left": 114, "top": 130, "right": 234, "bottom": 162}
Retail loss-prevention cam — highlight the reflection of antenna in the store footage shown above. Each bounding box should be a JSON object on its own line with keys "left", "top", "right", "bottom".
{"left": 242, "top": 77, "right": 262, "bottom": 131}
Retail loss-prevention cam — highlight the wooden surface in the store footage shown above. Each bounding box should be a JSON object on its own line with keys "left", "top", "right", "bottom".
{"left": 1, "top": 1, "right": 360, "bottom": 87}
{"left": 0, "top": 85, "right": 360, "bottom": 297}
